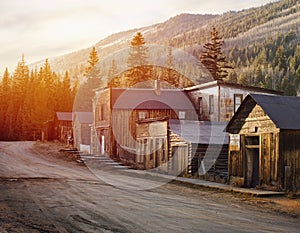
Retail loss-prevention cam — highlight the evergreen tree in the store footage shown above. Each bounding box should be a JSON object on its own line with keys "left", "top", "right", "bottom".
{"left": 163, "top": 47, "right": 178, "bottom": 86}
{"left": 61, "top": 71, "right": 73, "bottom": 111}
{"left": 74, "top": 47, "right": 102, "bottom": 112}
{"left": 165, "top": 46, "right": 174, "bottom": 69}
{"left": 85, "top": 46, "right": 99, "bottom": 76}
{"left": 126, "top": 32, "right": 149, "bottom": 86}
{"left": 0, "top": 68, "right": 11, "bottom": 139}
{"left": 11, "top": 55, "right": 30, "bottom": 139}
{"left": 200, "top": 27, "right": 232, "bottom": 81}
{"left": 107, "top": 58, "right": 122, "bottom": 87}
{"left": 107, "top": 58, "right": 117, "bottom": 81}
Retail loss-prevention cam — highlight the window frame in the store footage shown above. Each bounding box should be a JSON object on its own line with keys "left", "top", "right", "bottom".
{"left": 234, "top": 94, "right": 243, "bottom": 113}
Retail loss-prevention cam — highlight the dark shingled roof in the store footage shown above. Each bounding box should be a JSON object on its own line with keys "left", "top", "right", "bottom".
{"left": 226, "top": 94, "right": 300, "bottom": 133}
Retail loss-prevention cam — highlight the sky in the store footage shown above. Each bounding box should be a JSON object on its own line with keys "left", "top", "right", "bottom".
{"left": 0, "top": 0, "right": 275, "bottom": 74}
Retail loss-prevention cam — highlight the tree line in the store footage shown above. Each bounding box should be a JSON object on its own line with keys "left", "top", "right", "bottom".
{"left": 0, "top": 56, "right": 78, "bottom": 140}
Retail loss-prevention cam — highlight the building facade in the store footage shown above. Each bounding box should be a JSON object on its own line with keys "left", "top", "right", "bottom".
{"left": 226, "top": 94, "right": 300, "bottom": 192}
{"left": 185, "top": 81, "right": 281, "bottom": 122}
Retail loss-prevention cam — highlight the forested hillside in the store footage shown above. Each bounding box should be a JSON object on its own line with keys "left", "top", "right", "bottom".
{"left": 27, "top": 0, "right": 300, "bottom": 95}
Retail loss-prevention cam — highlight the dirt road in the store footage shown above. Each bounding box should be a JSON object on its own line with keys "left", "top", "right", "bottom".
{"left": 0, "top": 141, "right": 299, "bottom": 233}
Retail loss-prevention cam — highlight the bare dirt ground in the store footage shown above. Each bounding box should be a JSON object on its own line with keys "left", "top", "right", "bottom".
{"left": 0, "top": 141, "right": 299, "bottom": 233}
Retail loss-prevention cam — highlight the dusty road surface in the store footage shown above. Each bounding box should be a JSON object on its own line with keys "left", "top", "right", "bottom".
{"left": 0, "top": 141, "right": 299, "bottom": 233}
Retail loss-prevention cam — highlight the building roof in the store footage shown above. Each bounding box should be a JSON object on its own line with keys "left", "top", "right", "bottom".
{"left": 169, "top": 120, "right": 228, "bottom": 145}
{"left": 111, "top": 88, "right": 195, "bottom": 110}
{"left": 73, "top": 112, "right": 93, "bottom": 124}
{"left": 184, "top": 80, "right": 282, "bottom": 95}
{"left": 226, "top": 94, "right": 300, "bottom": 133}
{"left": 56, "top": 112, "right": 72, "bottom": 121}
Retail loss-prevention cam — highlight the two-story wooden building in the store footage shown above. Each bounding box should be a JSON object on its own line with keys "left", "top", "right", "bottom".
{"left": 185, "top": 80, "right": 282, "bottom": 122}
{"left": 93, "top": 87, "right": 198, "bottom": 174}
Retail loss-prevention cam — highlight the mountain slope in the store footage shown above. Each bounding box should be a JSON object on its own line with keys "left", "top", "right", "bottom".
{"left": 30, "top": 0, "right": 300, "bottom": 93}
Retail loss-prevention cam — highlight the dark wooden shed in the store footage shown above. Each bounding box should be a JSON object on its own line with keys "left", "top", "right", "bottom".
{"left": 54, "top": 112, "right": 73, "bottom": 142}
{"left": 226, "top": 94, "right": 300, "bottom": 192}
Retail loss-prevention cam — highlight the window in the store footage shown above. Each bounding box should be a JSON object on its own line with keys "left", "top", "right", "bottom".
{"left": 198, "top": 97, "right": 203, "bottom": 116}
{"left": 234, "top": 94, "right": 243, "bottom": 112}
{"left": 138, "top": 111, "right": 146, "bottom": 119}
{"left": 179, "top": 111, "right": 186, "bottom": 120}
{"left": 209, "top": 95, "right": 214, "bottom": 114}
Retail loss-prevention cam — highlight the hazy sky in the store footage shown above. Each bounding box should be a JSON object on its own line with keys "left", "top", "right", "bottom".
{"left": 0, "top": 0, "right": 275, "bottom": 74}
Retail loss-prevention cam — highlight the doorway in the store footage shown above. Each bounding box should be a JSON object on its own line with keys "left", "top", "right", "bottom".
{"left": 244, "top": 136, "right": 260, "bottom": 188}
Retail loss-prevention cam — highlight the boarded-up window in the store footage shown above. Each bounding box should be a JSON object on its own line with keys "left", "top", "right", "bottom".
{"left": 234, "top": 94, "right": 243, "bottom": 112}
{"left": 209, "top": 95, "right": 214, "bottom": 114}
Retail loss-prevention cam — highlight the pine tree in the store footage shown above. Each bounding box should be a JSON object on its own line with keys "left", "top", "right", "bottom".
{"left": 107, "top": 58, "right": 121, "bottom": 87}
{"left": 127, "top": 32, "right": 148, "bottom": 67}
{"left": 165, "top": 46, "right": 174, "bottom": 69}
{"left": 74, "top": 47, "right": 102, "bottom": 112}
{"left": 126, "top": 32, "right": 149, "bottom": 86}
{"left": 11, "top": 55, "right": 30, "bottom": 139}
{"left": 200, "top": 27, "right": 232, "bottom": 81}
{"left": 0, "top": 68, "right": 11, "bottom": 139}
{"left": 61, "top": 71, "right": 73, "bottom": 111}
{"left": 163, "top": 47, "right": 178, "bottom": 86}
{"left": 85, "top": 46, "right": 99, "bottom": 76}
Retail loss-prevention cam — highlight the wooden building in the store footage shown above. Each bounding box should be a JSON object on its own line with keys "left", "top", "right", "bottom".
{"left": 73, "top": 112, "right": 93, "bottom": 152}
{"left": 135, "top": 117, "right": 169, "bottom": 170}
{"left": 170, "top": 120, "right": 229, "bottom": 181}
{"left": 54, "top": 112, "right": 73, "bottom": 142}
{"left": 226, "top": 94, "right": 300, "bottom": 192}
{"left": 185, "top": 80, "right": 281, "bottom": 122}
{"left": 93, "top": 87, "right": 198, "bottom": 174}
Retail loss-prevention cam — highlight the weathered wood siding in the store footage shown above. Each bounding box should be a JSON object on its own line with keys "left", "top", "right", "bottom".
{"left": 187, "top": 83, "right": 279, "bottom": 122}
{"left": 168, "top": 130, "right": 191, "bottom": 176}
{"left": 228, "top": 104, "right": 281, "bottom": 188}
{"left": 95, "top": 88, "right": 111, "bottom": 129}
{"left": 279, "top": 131, "right": 300, "bottom": 192}
{"left": 135, "top": 120, "right": 168, "bottom": 170}
{"left": 191, "top": 144, "right": 228, "bottom": 180}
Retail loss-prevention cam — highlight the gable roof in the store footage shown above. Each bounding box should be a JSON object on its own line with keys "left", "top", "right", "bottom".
{"left": 226, "top": 94, "right": 300, "bottom": 133}
{"left": 111, "top": 88, "right": 194, "bottom": 110}
{"left": 56, "top": 112, "right": 72, "bottom": 121}
{"left": 73, "top": 112, "right": 93, "bottom": 124}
